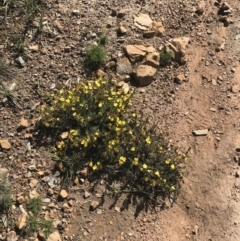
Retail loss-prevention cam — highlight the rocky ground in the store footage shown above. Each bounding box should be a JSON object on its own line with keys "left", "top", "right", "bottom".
{"left": 0, "top": 0, "right": 240, "bottom": 240}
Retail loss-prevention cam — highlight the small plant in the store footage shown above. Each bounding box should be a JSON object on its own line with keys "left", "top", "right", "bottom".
{"left": 41, "top": 220, "right": 53, "bottom": 238}
{"left": 0, "top": 81, "right": 21, "bottom": 108}
{"left": 82, "top": 27, "right": 90, "bottom": 37}
{"left": 0, "top": 58, "right": 11, "bottom": 81}
{"left": 85, "top": 44, "right": 106, "bottom": 70}
{"left": 26, "top": 216, "right": 38, "bottom": 234}
{"left": 0, "top": 183, "right": 12, "bottom": 214}
{"left": 15, "top": 37, "right": 25, "bottom": 54}
{"left": 21, "top": 0, "right": 42, "bottom": 21}
{"left": 27, "top": 197, "right": 42, "bottom": 215}
{"left": 160, "top": 51, "right": 172, "bottom": 67}
{"left": 39, "top": 78, "right": 187, "bottom": 202}
{"left": 99, "top": 34, "right": 108, "bottom": 46}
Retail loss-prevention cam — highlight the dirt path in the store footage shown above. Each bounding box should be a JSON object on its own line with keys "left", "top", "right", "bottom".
{"left": 158, "top": 2, "right": 240, "bottom": 240}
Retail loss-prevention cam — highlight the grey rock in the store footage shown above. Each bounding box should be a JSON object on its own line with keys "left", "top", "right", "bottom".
{"left": 116, "top": 58, "right": 133, "bottom": 75}
{"left": 16, "top": 57, "right": 25, "bottom": 67}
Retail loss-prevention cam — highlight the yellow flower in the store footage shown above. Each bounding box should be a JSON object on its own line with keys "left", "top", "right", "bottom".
{"left": 95, "top": 80, "right": 101, "bottom": 87}
{"left": 128, "top": 130, "right": 133, "bottom": 135}
{"left": 130, "top": 147, "right": 135, "bottom": 151}
{"left": 132, "top": 157, "right": 138, "bottom": 165}
{"left": 72, "top": 112, "right": 76, "bottom": 117}
{"left": 81, "top": 139, "right": 88, "bottom": 147}
{"left": 59, "top": 89, "right": 64, "bottom": 94}
{"left": 132, "top": 113, "right": 136, "bottom": 117}
{"left": 119, "top": 156, "right": 126, "bottom": 165}
{"left": 145, "top": 137, "right": 151, "bottom": 144}
{"left": 56, "top": 118, "right": 60, "bottom": 121}
{"left": 171, "top": 186, "right": 175, "bottom": 191}
{"left": 57, "top": 141, "right": 65, "bottom": 149}
{"left": 70, "top": 129, "right": 78, "bottom": 136}
{"left": 155, "top": 171, "right": 160, "bottom": 177}
{"left": 92, "top": 165, "right": 98, "bottom": 171}
{"left": 151, "top": 180, "right": 156, "bottom": 187}
{"left": 108, "top": 116, "right": 114, "bottom": 121}
{"left": 98, "top": 101, "right": 103, "bottom": 107}
{"left": 89, "top": 161, "right": 93, "bottom": 167}
{"left": 142, "top": 164, "right": 147, "bottom": 169}
{"left": 113, "top": 102, "right": 118, "bottom": 107}
{"left": 170, "top": 164, "right": 175, "bottom": 170}
{"left": 144, "top": 177, "right": 148, "bottom": 182}
{"left": 65, "top": 99, "right": 70, "bottom": 104}
{"left": 165, "top": 159, "right": 171, "bottom": 164}
{"left": 59, "top": 97, "right": 65, "bottom": 102}
{"left": 163, "top": 179, "right": 166, "bottom": 183}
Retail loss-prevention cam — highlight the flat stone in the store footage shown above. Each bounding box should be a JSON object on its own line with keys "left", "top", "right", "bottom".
{"left": 59, "top": 189, "right": 68, "bottom": 199}
{"left": 90, "top": 201, "right": 99, "bottom": 210}
{"left": 123, "top": 45, "right": 147, "bottom": 63}
{"left": 18, "top": 117, "right": 29, "bottom": 129}
{"left": 53, "top": 19, "right": 63, "bottom": 32}
{"left": 134, "top": 14, "right": 153, "bottom": 30}
{"left": 15, "top": 213, "right": 27, "bottom": 230}
{"left": 116, "top": 58, "right": 133, "bottom": 75}
{"left": 0, "top": 140, "right": 11, "bottom": 150}
{"left": 118, "top": 25, "right": 127, "bottom": 34}
{"left": 192, "top": 129, "right": 208, "bottom": 136}
{"left": 47, "top": 231, "right": 62, "bottom": 241}
{"left": 29, "top": 45, "right": 39, "bottom": 52}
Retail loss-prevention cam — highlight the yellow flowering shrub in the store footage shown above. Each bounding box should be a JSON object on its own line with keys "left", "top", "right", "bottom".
{"left": 39, "top": 78, "right": 187, "bottom": 199}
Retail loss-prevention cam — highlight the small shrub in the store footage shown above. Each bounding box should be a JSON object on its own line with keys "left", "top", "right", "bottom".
{"left": 39, "top": 79, "right": 187, "bottom": 201}
{"left": 160, "top": 51, "right": 172, "bottom": 67}
{"left": 0, "top": 183, "right": 12, "bottom": 214}
{"left": 41, "top": 220, "right": 53, "bottom": 238}
{"left": 85, "top": 44, "right": 106, "bottom": 70}
{"left": 27, "top": 197, "right": 42, "bottom": 215}
{"left": 99, "top": 34, "right": 108, "bottom": 46}
{"left": 26, "top": 216, "right": 38, "bottom": 234}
